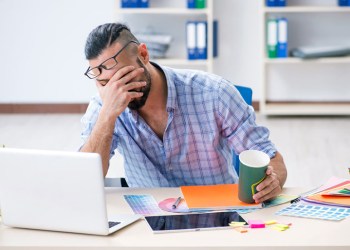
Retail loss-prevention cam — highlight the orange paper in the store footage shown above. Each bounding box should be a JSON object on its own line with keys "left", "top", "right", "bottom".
{"left": 306, "top": 183, "right": 350, "bottom": 207}
{"left": 180, "top": 184, "right": 261, "bottom": 210}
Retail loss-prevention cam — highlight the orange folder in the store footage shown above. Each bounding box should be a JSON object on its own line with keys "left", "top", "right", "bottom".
{"left": 180, "top": 184, "right": 262, "bottom": 210}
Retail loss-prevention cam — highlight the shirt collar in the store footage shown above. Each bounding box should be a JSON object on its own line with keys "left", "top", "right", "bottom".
{"left": 150, "top": 61, "right": 177, "bottom": 112}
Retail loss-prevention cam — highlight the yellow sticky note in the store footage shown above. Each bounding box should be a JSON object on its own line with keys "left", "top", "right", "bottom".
{"left": 265, "top": 220, "right": 277, "bottom": 225}
{"left": 275, "top": 224, "right": 289, "bottom": 229}
{"left": 273, "top": 226, "right": 286, "bottom": 231}
{"left": 229, "top": 222, "right": 246, "bottom": 228}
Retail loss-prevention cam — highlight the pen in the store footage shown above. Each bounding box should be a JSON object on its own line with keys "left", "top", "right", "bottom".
{"left": 172, "top": 197, "right": 182, "bottom": 209}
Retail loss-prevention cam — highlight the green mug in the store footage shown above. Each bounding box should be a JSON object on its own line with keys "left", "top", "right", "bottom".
{"left": 238, "top": 150, "right": 270, "bottom": 204}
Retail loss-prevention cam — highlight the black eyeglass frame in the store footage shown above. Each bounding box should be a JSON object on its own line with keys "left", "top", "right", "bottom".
{"left": 84, "top": 40, "right": 139, "bottom": 79}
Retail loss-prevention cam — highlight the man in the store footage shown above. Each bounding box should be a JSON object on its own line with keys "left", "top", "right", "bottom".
{"left": 80, "top": 23, "right": 287, "bottom": 203}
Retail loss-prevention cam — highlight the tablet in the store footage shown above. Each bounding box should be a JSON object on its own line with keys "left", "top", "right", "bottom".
{"left": 144, "top": 211, "right": 247, "bottom": 233}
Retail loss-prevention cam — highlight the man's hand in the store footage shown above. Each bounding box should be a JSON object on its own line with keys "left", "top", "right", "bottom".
{"left": 252, "top": 152, "right": 287, "bottom": 203}
{"left": 97, "top": 65, "right": 146, "bottom": 122}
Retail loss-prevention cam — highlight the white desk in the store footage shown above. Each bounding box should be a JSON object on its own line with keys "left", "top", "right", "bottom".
{"left": 0, "top": 187, "right": 349, "bottom": 250}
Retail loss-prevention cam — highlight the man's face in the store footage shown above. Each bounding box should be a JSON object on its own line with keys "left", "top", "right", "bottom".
{"left": 88, "top": 41, "right": 152, "bottom": 110}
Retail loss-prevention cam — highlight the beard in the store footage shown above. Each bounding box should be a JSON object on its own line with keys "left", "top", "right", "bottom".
{"left": 128, "top": 57, "right": 152, "bottom": 110}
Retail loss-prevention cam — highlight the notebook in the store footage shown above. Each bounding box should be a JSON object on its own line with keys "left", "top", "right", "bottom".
{"left": 0, "top": 148, "right": 141, "bottom": 235}
{"left": 180, "top": 184, "right": 262, "bottom": 211}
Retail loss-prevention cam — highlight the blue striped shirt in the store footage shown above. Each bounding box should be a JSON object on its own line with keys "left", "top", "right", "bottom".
{"left": 81, "top": 63, "right": 276, "bottom": 187}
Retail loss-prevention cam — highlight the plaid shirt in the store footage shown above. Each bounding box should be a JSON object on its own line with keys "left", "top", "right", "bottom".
{"left": 81, "top": 63, "right": 276, "bottom": 187}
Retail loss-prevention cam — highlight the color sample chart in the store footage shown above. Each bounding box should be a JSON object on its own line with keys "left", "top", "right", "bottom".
{"left": 124, "top": 195, "right": 163, "bottom": 215}
{"left": 276, "top": 203, "right": 350, "bottom": 221}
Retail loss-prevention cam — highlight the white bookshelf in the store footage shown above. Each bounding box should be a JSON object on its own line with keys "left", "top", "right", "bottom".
{"left": 264, "top": 6, "right": 350, "bottom": 13}
{"left": 115, "top": 0, "right": 214, "bottom": 73}
{"left": 115, "top": 8, "right": 210, "bottom": 15}
{"left": 261, "top": 3, "right": 350, "bottom": 115}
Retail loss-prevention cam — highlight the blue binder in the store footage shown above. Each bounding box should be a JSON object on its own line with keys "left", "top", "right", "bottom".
{"left": 213, "top": 20, "right": 218, "bottom": 58}
{"left": 187, "top": 0, "right": 196, "bottom": 9}
{"left": 338, "top": 0, "right": 350, "bottom": 6}
{"left": 121, "top": 0, "right": 130, "bottom": 8}
{"left": 266, "top": 0, "right": 277, "bottom": 7}
{"left": 139, "top": 0, "right": 149, "bottom": 8}
{"left": 277, "top": 0, "right": 287, "bottom": 6}
{"left": 196, "top": 21, "right": 207, "bottom": 60}
{"left": 129, "top": 0, "right": 138, "bottom": 8}
{"left": 186, "top": 22, "right": 197, "bottom": 60}
{"left": 277, "top": 18, "right": 288, "bottom": 58}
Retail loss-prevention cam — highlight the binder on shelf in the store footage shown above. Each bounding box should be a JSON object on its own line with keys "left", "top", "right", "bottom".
{"left": 266, "top": 0, "right": 277, "bottom": 7}
{"left": 276, "top": 0, "right": 287, "bottom": 6}
{"left": 196, "top": 21, "right": 207, "bottom": 60}
{"left": 195, "top": 0, "right": 206, "bottom": 9}
{"left": 187, "top": 0, "right": 196, "bottom": 9}
{"left": 139, "top": 0, "right": 149, "bottom": 8}
{"left": 129, "top": 0, "right": 138, "bottom": 8}
{"left": 121, "top": 0, "right": 130, "bottom": 8}
{"left": 338, "top": 0, "right": 350, "bottom": 6}
{"left": 186, "top": 21, "right": 197, "bottom": 60}
{"left": 267, "top": 18, "right": 278, "bottom": 58}
{"left": 121, "top": 0, "right": 146, "bottom": 8}
{"left": 277, "top": 18, "right": 288, "bottom": 58}
{"left": 213, "top": 20, "right": 218, "bottom": 58}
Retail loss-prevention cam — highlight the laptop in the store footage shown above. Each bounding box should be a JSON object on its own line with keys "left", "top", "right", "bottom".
{"left": 0, "top": 148, "right": 142, "bottom": 235}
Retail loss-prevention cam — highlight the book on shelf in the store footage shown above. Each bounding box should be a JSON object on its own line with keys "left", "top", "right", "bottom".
{"left": 180, "top": 184, "right": 262, "bottom": 211}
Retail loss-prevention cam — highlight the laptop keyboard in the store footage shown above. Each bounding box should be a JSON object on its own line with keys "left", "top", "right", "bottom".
{"left": 108, "top": 221, "right": 121, "bottom": 228}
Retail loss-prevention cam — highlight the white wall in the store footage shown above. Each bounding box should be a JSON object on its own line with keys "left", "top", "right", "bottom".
{"left": 0, "top": 0, "right": 264, "bottom": 103}
{"left": 0, "top": 0, "right": 349, "bottom": 104}
{"left": 0, "top": 0, "right": 114, "bottom": 103}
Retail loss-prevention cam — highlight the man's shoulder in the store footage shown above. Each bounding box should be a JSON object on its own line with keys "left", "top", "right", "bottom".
{"left": 82, "top": 95, "right": 102, "bottom": 118}
{"left": 163, "top": 66, "right": 227, "bottom": 91}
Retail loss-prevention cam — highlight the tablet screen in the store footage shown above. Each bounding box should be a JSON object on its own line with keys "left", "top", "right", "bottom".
{"left": 144, "top": 211, "right": 247, "bottom": 233}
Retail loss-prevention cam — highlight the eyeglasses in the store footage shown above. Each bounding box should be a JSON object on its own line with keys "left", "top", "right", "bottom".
{"left": 84, "top": 40, "right": 139, "bottom": 79}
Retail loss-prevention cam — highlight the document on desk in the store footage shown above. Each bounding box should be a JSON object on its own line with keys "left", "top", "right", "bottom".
{"left": 124, "top": 195, "right": 163, "bottom": 215}
{"left": 180, "top": 184, "right": 262, "bottom": 211}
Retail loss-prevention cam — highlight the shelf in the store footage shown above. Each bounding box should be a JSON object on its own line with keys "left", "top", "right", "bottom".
{"left": 263, "top": 6, "right": 350, "bottom": 13}
{"left": 261, "top": 103, "right": 350, "bottom": 115}
{"left": 152, "top": 58, "right": 211, "bottom": 66}
{"left": 116, "top": 8, "right": 209, "bottom": 15}
{"left": 264, "top": 57, "right": 350, "bottom": 64}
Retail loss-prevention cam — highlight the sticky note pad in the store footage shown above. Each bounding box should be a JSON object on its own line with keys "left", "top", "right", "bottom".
{"left": 275, "top": 224, "right": 289, "bottom": 229}
{"left": 248, "top": 219, "right": 265, "bottom": 228}
{"left": 265, "top": 220, "right": 277, "bottom": 225}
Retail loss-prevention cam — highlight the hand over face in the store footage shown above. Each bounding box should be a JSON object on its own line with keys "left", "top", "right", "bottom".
{"left": 96, "top": 65, "right": 147, "bottom": 120}
{"left": 253, "top": 166, "right": 282, "bottom": 203}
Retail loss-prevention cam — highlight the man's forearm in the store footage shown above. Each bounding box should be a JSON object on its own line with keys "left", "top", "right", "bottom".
{"left": 270, "top": 151, "right": 287, "bottom": 188}
{"left": 80, "top": 111, "right": 116, "bottom": 176}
